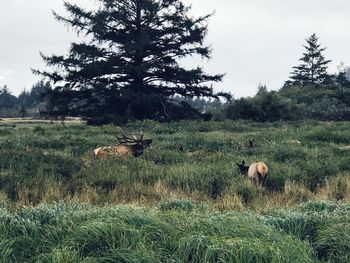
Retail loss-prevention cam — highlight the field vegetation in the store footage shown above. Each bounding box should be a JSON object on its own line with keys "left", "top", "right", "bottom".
{"left": 1, "top": 119, "right": 350, "bottom": 207}
{"left": 0, "top": 201, "right": 349, "bottom": 262}
{"left": 0, "top": 119, "right": 349, "bottom": 262}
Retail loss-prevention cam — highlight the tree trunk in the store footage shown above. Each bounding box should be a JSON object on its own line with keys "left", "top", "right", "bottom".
{"left": 133, "top": 1, "right": 144, "bottom": 93}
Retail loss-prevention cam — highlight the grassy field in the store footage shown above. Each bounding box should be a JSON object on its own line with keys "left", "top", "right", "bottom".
{"left": 0, "top": 201, "right": 349, "bottom": 262}
{"left": 0, "top": 119, "right": 349, "bottom": 262}
{"left": 0, "top": 119, "right": 349, "bottom": 207}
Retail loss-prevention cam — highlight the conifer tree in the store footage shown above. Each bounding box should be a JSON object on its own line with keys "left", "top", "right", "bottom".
{"left": 35, "top": 0, "right": 229, "bottom": 123}
{"left": 287, "top": 33, "right": 331, "bottom": 86}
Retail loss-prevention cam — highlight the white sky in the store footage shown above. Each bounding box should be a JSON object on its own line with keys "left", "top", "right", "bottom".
{"left": 0, "top": 0, "right": 350, "bottom": 97}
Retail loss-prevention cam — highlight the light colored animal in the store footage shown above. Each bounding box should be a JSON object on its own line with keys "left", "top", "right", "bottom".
{"left": 248, "top": 162, "right": 268, "bottom": 185}
{"left": 237, "top": 160, "right": 268, "bottom": 185}
{"left": 94, "top": 132, "right": 152, "bottom": 158}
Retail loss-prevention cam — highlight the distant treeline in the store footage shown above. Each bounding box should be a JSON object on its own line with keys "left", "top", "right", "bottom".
{"left": 224, "top": 79, "right": 350, "bottom": 122}
{"left": 2, "top": 33, "right": 350, "bottom": 122}
{"left": 224, "top": 34, "right": 350, "bottom": 122}
{"left": 2, "top": 0, "right": 348, "bottom": 124}
{"left": 2, "top": 76, "right": 350, "bottom": 122}
{"left": 0, "top": 81, "right": 51, "bottom": 118}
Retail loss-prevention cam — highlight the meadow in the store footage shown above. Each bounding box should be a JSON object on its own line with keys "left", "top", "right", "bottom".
{"left": 0, "top": 119, "right": 349, "bottom": 262}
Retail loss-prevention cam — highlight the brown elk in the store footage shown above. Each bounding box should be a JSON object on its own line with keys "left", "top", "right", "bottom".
{"left": 237, "top": 160, "right": 268, "bottom": 185}
{"left": 94, "top": 132, "right": 152, "bottom": 158}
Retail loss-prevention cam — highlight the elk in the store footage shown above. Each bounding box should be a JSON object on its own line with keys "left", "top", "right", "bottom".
{"left": 236, "top": 160, "right": 268, "bottom": 185}
{"left": 94, "top": 132, "right": 152, "bottom": 158}
{"left": 248, "top": 139, "right": 256, "bottom": 148}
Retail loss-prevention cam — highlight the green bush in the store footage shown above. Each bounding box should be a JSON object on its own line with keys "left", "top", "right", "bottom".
{"left": 306, "top": 97, "right": 350, "bottom": 121}
{"left": 225, "top": 91, "right": 300, "bottom": 122}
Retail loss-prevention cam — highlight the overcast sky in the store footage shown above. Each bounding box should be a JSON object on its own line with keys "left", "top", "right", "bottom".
{"left": 0, "top": 0, "right": 350, "bottom": 97}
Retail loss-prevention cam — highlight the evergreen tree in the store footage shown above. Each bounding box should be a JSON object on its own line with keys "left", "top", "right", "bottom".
{"left": 17, "top": 89, "right": 31, "bottom": 108}
{"left": 35, "top": 0, "right": 229, "bottom": 124}
{"left": 17, "top": 81, "right": 52, "bottom": 111}
{"left": 0, "top": 85, "right": 17, "bottom": 109}
{"left": 335, "top": 62, "right": 350, "bottom": 88}
{"left": 286, "top": 33, "right": 331, "bottom": 86}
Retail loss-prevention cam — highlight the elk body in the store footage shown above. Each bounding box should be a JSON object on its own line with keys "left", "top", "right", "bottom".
{"left": 94, "top": 132, "right": 152, "bottom": 158}
{"left": 237, "top": 160, "right": 268, "bottom": 185}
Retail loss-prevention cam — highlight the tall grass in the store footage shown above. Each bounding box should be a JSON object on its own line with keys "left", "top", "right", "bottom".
{"left": 0, "top": 201, "right": 348, "bottom": 262}
{"left": 0, "top": 120, "right": 349, "bottom": 207}
{"left": 1, "top": 119, "right": 350, "bottom": 262}
{"left": 0, "top": 202, "right": 317, "bottom": 263}
{"left": 260, "top": 201, "right": 350, "bottom": 262}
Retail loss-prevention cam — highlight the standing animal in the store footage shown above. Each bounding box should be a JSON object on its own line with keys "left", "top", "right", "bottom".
{"left": 94, "top": 132, "right": 152, "bottom": 158}
{"left": 248, "top": 139, "right": 256, "bottom": 148}
{"left": 237, "top": 160, "right": 268, "bottom": 185}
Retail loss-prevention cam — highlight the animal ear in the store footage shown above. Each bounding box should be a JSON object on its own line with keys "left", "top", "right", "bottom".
{"left": 242, "top": 160, "right": 245, "bottom": 165}
{"left": 236, "top": 162, "right": 240, "bottom": 167}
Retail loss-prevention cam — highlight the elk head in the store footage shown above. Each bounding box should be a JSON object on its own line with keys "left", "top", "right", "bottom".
{"left": 116, "top": 131, "right": 153, "bottom": 157}
{"left": 94, "top": 131, "right": 152, "bottom": 158}
{"left": 236, "top": 160, "right": 249, "bottom": 175}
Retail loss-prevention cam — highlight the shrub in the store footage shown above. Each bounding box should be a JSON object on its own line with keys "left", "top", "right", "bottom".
{"left": 225, "top": 98, "right": 263, "bottom": 121}
{"left": 306, "top": 97, "right": 350, "bottom": 121}
{"left": 225, "top": 91, "right": 300, "bottom": 122}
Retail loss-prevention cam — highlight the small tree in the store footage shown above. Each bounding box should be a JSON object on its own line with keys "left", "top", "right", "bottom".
{"left": 0, "top": 85, "right": 17, "bottom": 109}
{"left": 286, "top": 33, "right": 331, "bottom": 86}
{"left": 17, "top": 90, "right": 31, "bottom": 109}
{"left": 35, "top": 0, "right": 229, "bottom": 124}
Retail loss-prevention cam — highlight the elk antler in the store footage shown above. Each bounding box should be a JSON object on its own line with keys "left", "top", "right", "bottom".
{"left": 116, "top": 132, "right": 137, "bottom": 144}
{"left": 116, "top": 131, "right": 148, "bottom": 145}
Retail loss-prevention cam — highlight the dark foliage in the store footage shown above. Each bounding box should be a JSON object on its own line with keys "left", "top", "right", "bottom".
{"left": 225, "top": 91, "right": 300, "bottom": 122}
{"left": 0, "top": 86, "right": 17, "bottom": 110}
{"left": 0, "top": 81, "right": 51, "bottom": 118}
{"left": 35, "top": 0, "right": 230, "bottom": 124}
